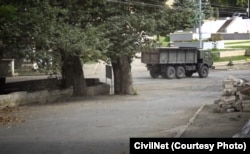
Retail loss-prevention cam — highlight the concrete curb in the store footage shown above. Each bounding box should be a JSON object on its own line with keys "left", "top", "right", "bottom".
{"left": 212, "top": 61, "right": 250, "bottom": 71}
{"left": 213, "top": 60, "right": 249, "bottom": 66}
{"left": 175, "top": 104, "right": 206, "bottom": 138}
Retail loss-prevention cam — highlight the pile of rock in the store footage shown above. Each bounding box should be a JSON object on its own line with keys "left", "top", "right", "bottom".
{"left": 214, "top": 76, "right": 250, "bottom": 112}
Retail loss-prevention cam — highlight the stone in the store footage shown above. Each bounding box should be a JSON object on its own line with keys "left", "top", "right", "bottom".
{"left": 221, "top": 104, "right": 233, "bottom": 109}
{"left": 234, "top": 100, "right": 243, "bottom": 112}
{"left": 221, "top": 95, "right": 236, "bottom": 104}
{"left": 222, "top": 80, "right": 234, "bottom": 88}
{"left": 242, "top": 104, "right": 250, "bottom": 112}
{"left": 234, "top": 79, "right": 245, "bottom": 87}
{"left": 214, "top": 99, "right": 221, "bottom": 104}
{"left": 239, "top": 85, "right": 250, "bottom": 96}
{"left": 221, "top": 88, "right": 236, "bottom": 96}
{"left": 239, "top": 94, "right": 250, "bottom": 100}
{"left": 227, "top": 108, "right": 235, "bottom": 112}
{"left": 213, "top": 105, "right": 226, "bottom": 113}
{"left": 242, "top": 100, "right": 250, "bottom": 104}
{"left": 224, "top": 84, "right": 234, "bottom": 89}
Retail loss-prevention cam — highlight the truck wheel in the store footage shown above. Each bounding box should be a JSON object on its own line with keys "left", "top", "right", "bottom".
{"left": 176, "top": 66, "right": 185, "bottom": 79}
{"left": 166, "top": 66, "right": 175, "bottom": 79}
{"left": 185, "top": 71, "right": 193, "bottom": 77}
{"left": 199, "top": 65, "right": 209, "bottom": 78}
{"left": 150, "top": 71, "right": 160, "bottom": 79}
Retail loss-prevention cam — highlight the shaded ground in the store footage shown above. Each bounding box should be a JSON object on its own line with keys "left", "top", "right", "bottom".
{"left": 182, "top": 104, "right": 250, "bottom": 138}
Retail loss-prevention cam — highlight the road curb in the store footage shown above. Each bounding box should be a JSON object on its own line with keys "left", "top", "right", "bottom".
{"left": 174, "top": 104, "right": 206, "bottom": 138}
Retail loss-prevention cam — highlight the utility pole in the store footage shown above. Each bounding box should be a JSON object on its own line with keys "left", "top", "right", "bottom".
{"left": 248, "top": 0, "right": 249, "bottom": 18}
{"left": 248, "top": 0, "right": 250, "bottom": 40}
{"left": 199, "top": 0, "right": 202, "bottom": 49}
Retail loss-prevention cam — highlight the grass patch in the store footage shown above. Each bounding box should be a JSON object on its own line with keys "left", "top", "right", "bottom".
{"left": 225, "top": 46, "right": 250, "bottom": 49}
{"left": 213, "top": 55, "right": 250, "bottom": 62}
{"left": 156, "top": 35, "right": 170, "bottom": 47}
{"left": 224, "top": 41, "right": 250, "bottom": 45}
{"left": 210, "top": 48, "right": 240, "bottom": 52}
{"left": 157, "top": 42, "right": 169, "bottom": 47}
{"left": 224, "top": 40, "right": 250, "bottom": 49}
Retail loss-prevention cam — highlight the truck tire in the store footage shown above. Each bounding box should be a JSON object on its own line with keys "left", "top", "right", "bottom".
{"left": 199, "top": 65, "right": 209, "bottom": 78}
{"left": 175, "top": 66, "right": 185, "bottom": 79}
{"left": 150, "top": 71, "right": 160, "bottom": 79}
{"left": 166, "top": 66, "right": 175, "bottom": 79}
{"left": 185, "top": 71, "right": 193, "bottom": 77}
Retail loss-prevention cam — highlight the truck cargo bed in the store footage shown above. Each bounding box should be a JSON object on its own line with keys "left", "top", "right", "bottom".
{"left": 141, "top": 47, "right": 198, "bottom": 64}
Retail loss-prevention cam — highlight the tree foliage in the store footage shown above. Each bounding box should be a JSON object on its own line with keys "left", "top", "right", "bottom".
{"left": 172, "top": 0, "right": 214, "bottom": 30}
{"left": 101, "top": 0, "right": 167, "bottom": 94}
{"left": 210, "top": 0, "right": 249, "bottom": 17}
{"left": 0, "top": 0, "right": 183, "bottom": 95}
{"left": 0, "top": 2, "right": 26, "bottom": 60}
{"left": 0, "top": 0, "right": 110, "bottom": 96}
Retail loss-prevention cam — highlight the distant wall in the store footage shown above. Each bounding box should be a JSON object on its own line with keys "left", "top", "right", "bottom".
{"left": 4, "top": 78, "right": 106, "bottom": 93}
{"left": 170, "top": 32, "right": 211, "bottom": 42}
{"left": 0, "top": 78, "right": 111, "bottom": 109}
{"left": 217, "top": 33, "right": 250, "bottom": 40}
{"left": 219, "top": 50, "right": 246, "bottom": 58}
{"left": 212, "top": 49, "right": 248, "bottom": 59}
{"left": 197, "top": 18, "right": 250, "bottom": 33}
{"left": 172, "top": 41, "right": 224, "bottom": 49}
{"left": 0, "top": 88, "right": 73, "bottom": 109}
{"left": 200, "top": 19, "right": 226, "bottom": 33}
{"left": 226, "top": 18, "right": 250, "bottom": 33}
{"left": 4, "top": 78, "right": 62, "bottom": 93}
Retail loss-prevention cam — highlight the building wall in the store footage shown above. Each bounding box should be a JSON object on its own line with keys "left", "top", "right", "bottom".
{"left": 199, "top": 18, "right": 250, "bottom": 33}
{"left": 226, "top": 17, "right": 250, "bottom": 33}
{"left": 170, "top": 32, "right": 211, "bottom": 42}
{"left": 200, "top": 19, "right": 227, "bottom": 33}
{"left": 173, "top": 41, "right": 224, "bottom": 49}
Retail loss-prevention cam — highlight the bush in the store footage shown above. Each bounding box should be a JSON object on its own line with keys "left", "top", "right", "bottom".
{"left": 164, "top": 35, "right": 170, "bottom": 42}
{"left": 208, "top": 34, "right": 223, "bottom": 42}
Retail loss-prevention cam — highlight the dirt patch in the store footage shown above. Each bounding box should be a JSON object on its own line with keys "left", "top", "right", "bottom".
{"left": 0, "top": 106, "right": 25, "bottom": 126}
{"left": 181, "top": 104, "right": 250, "bottom": 137}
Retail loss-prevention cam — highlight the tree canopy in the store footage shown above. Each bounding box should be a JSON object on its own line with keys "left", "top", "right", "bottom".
{"left": 172, "top": 0, "right": 214, "bottom": 30}
{"left": 0, "top": 0, "right": 194, "bottom": 95}
{"left": 210, "top": 0, "right": 249, "bottom": 17}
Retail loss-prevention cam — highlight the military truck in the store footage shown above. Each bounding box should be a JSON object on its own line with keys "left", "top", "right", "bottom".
{"left": 141, "top": 47, "right": 213, "bottom": 79}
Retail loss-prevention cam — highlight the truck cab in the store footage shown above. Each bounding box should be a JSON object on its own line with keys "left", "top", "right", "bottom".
{"left": 198, "top": 49, "right": 213, "bottom": 68}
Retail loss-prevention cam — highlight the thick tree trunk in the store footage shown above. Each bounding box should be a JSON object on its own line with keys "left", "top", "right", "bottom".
{"left": 111, "top": 55, "right": 135, "bottom": 95}
{"left": 61, "top": 53, "right": 87, "bottom": 96}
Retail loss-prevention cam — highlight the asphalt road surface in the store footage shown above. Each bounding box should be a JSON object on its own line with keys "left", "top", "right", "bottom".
{"left": 1, "top": 58, "right": 250, "bottom": 154}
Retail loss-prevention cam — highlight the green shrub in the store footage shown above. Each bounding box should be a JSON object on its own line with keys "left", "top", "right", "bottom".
{"left": 209, "top": 34, "right": 224, "bottom": 42}
{"left": 164, "top": 35, "right": 170, "bottom": 42}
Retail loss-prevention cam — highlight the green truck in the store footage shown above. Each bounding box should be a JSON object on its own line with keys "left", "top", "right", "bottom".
{"left": 141, "top": 47, "right": 213, "bottom": 79}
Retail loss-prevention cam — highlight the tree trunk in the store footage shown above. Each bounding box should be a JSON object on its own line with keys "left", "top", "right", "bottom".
{"left": 111, "top": 55, "right": 135, "bottom": 95}
{"left": 61, "top": 53, "right": 87, "bottom": 96}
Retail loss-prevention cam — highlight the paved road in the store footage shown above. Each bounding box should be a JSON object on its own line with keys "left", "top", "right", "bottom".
{"left": 1, "top": 58, "right": 250, "bottom": 154}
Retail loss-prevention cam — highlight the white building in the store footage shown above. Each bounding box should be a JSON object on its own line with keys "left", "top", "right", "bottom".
{"left": 170, "top": 17, "right": 250, "bottom": 49}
